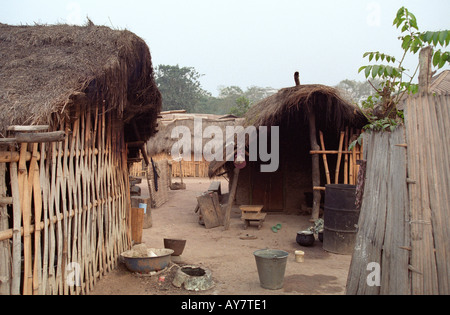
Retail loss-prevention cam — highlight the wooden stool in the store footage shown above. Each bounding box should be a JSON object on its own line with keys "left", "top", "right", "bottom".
{"left": 240, "top": 205, "right": 266, "bottom": 230}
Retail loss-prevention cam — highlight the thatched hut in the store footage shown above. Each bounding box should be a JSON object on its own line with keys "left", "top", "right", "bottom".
{"left": 0, "top": 23, "right": 161, "bottom": 295}
{"left": 209, "top": 82, "right": 367, "bottom": 218}
{"left": 147, "top": 111, "right": 243, "bottom": 178}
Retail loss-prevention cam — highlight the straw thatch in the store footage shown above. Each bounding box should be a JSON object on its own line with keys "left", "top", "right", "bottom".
{"left": 0, "top": 23, "right": 161, "bottom": 142}
{"left": 209, "top": 84, "right": 366, "bottom": 177}
{"left": 148, "top": 112, "right": 243, "bottom": 157}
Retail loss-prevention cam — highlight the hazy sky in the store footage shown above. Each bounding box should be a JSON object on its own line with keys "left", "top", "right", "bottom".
{"left": 1, "top": 0, "right": 449, "bottom": 96}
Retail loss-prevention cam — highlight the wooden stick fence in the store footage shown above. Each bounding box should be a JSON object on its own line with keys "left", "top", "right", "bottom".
{"left": 0, "top": 102, "right": 132, "bottom": 295}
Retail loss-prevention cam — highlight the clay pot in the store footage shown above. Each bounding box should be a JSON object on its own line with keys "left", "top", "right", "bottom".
{"left": 296, "top": 231, "right": 315, "bottom": 247}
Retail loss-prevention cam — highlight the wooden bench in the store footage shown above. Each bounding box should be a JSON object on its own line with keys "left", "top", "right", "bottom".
{"left": 240, "top": 205, "right": 266, "bottom": 230}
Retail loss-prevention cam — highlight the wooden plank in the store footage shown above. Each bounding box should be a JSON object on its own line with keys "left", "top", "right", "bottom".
{"left": 197, "top": 193, "right": 221, "bottom": 229}
{"left": 241, "top": 212, "right": 266, "bottom": 221}
{"left": 423, "top": 94, "right": 448, "bottom": 294}
{"left": 380, "top": 128, "right": 410, "bottom": 294}
{"left": 239, "top": 205, "right": 263, "bottom": 213}
{"left": 7, "top": 125, "right": 49, "bottom": 132}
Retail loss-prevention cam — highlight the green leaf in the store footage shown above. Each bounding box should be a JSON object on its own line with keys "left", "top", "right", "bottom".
{"left": 438, "top": 55, "right": 447, "bottom": 68}
{"left": 433, "top": 51, "right": 441, "bottom": 67}
{"left": 433, "top": 32, "right": 440, "bottom": 46}
{"left": 438, "top": 31, "right": 447, "bottom": 46}
{"left": 358, "top": 66, "right": 367, "bottom": 73}
{"left": 365, "top": 66, "right": 372, "bottom": 79}
{"left": 372, "top": 65, "right": 380, "bottom": 78}
{"left": 369, "top": 53, "right": 374, "bottom": 62}
{"left": 409, "top": 12, "right": 418, "bottom": 30}
{"left": 402, "top": 35, "right": 411, "bottom": 50}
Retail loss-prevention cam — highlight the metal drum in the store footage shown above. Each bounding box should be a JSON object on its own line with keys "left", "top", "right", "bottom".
{"left": 323, "top": 184, "right": 359, "bottom": 255}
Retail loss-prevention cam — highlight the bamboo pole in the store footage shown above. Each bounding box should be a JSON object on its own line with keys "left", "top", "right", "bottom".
{"left": 319, "top": 131, "right": 331, "bottom": 185}
{"left": 10, "top": 146, "right": 21, "bottom": 295}
{"left": 41, "top": 142, "right": 50, "bottom": 294}
{"left": 30, "top": 143, "right": 42, "bottom": 295}
{"left": 344, "top": 127, "right": 349, "bottom": 184}
{"left": 335, "top": 131, "right": 345, "bottom": 184}
{"left": 18, "top": 143, "right": 32, "bottom": 295}
{"left": 0, "top": 162, "right": 11, "bottom": 295}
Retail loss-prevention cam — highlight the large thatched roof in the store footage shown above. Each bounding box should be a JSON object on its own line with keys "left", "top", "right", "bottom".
{"left": 208, "top": 84, "right": 367, "bottom": 177}
{"left": 0, "top": 23, "right": 161, "bottom": 141}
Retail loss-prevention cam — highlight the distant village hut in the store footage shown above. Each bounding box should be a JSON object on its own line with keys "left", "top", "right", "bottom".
{"left": 209, "top": 81, "right": 367, "bottom": 218}
{"left": 147, "top": 112, "right": 243, "bottom": 178}
{"left": 0, "top": 23, "right": 161, "bottom": 295}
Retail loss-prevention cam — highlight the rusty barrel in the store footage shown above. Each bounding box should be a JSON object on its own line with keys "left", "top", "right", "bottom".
{"left": 323, "top": 184, "right": 359, "bottom": 255}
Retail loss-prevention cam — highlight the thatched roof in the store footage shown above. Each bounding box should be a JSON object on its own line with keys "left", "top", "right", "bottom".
{"left": 245, "top": 84, "right": 365, "bottom": 130}
{"left": 147, "top": 112, "right": 243, "bottom": 157}
{"left": 0, "top": 23, "right": 161, "bottom": 141}
{"left": 208, "top": 84, "right": 367, "bottom": 177}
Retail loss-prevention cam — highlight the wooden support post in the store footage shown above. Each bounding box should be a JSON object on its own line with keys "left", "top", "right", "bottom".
{"left": 308, "top": 110, "right": 321, "bottom": 221}
{"left": 224, "top": 167, "right": 240, "bottom": 230}
{"left": 418, "top": 46, "right": 433, "bottom": 94}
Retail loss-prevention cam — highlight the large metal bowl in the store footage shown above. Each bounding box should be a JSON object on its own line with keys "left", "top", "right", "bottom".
{"left": 121, "top": 248, "right": 174, "bottom": 273}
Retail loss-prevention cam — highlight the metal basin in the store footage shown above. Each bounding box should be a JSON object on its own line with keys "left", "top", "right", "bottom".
{"left": 121, "top": 248, "right": 174, "bottom": 273}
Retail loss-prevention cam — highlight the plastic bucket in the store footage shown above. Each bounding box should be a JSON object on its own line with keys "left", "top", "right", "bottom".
{"left": 253, "top": 249, "right": 289, "bottom": 290}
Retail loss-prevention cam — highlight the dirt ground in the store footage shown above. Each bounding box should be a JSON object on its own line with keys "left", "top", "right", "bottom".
{"left": 89, "top": 177, "right": 351, "bottom": 295}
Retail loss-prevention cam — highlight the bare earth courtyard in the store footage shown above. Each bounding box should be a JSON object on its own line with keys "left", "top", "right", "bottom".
{"left": 89, "top": 178, "right": 351, "bottom": 295}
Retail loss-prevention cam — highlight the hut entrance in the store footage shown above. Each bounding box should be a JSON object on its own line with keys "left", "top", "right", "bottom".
{"left": 251, "top": 163, "right": 283, "bottom": 211}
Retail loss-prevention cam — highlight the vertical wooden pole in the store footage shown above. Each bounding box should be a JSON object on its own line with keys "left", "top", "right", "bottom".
{"left": 0, "top": 162, "right": 11, "bottom": 295}
{"left": 418, "top": 46, "right": 433, "bottom": 94}
{"left": 10, "top": 145, "right": 21, "bottom": 295}
{"left": 224, "top": 167, "right": 240, "bottom": 230}
{"left": 335, "top": 131, "right": 345, "bottom": 184}
{"left": 309, "top": 110, "right": 321, "bottom": 221}
{"left": 30, "top": 143, "right": 42, "bottom": 295}
{"left": 319, "top": 131, "right": 331, "bottom": 185}
{"left": 344, "top": 127, "right": 349, "bottom": 184}
{"left": 18, "top": 143, "right": 32, "bottom": 295}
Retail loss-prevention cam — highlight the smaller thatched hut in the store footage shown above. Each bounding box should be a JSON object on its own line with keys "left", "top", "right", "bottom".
{"left": 147, "top": 112, "right": 243, "bottom": 178}
{"left": 209, "top": 82, "right": 367, "bottom": 218}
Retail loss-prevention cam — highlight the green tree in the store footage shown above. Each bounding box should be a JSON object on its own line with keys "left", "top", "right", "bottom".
{"left": 350, "top": 6, "right": 449, "bottom": 150}
{"left": 229, "top": 96, "right": 251, "bottom": 117}
{"left": 155, "top": 64, "right": 209, "bottom": 112}
{"left": 358, "top": 7, "right": 449, "bottom": 122}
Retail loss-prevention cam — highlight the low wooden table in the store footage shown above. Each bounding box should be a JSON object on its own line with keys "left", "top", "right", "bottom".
{"left": 240, "top": 205, "right": 266, "bottom": 230}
